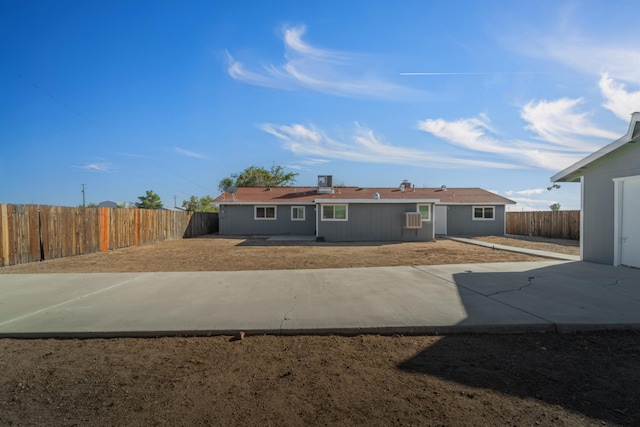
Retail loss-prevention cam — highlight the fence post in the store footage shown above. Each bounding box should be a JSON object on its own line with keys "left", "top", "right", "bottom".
{"left": 1, "top": 204, "right": 9, "bottom": 267}
{"left": 100, "top": 207, "right": 109, "bottom": 252}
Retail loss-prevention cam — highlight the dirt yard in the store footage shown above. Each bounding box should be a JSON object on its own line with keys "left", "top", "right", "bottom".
{"left": 0, "top": 234, "right": 577, "bottom": 273}
{"left": 3, "top": 235, "right": 637, "bottom": 426}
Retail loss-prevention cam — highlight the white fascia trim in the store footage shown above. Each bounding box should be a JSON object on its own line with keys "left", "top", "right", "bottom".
{"left": 314, "top": 199, "right": 439, "bottom": 204}
{"left": 434, "top": 202, "right": 513, "bottom": 206}
{"left": 220, "top": 202, "right": 315, "bottom": 206}
{"left": 551, "top": 114, "right": 640, "bottom": 183}
{"left": 551, "top": 135, "right": 627, "bottom": 183}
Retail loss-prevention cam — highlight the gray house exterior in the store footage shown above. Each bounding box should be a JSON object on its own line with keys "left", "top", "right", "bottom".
{"left": 441, "top": 205, "right": 508, "bottom": 236}
{"left": 218, "top": 203, "right": 316, "bottom": 236}
{"left": 552, "top": 112, "right": 640, "bottom": 268}
{"left": 214, "top": 182, "right": 515, "bottom": 242}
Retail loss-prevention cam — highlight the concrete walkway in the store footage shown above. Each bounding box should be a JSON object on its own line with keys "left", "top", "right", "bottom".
{"left": 1, "top": 259, "right": 639, "bottom": 338}
{"left": 447, "top": 237, "right": 581, "bottom": 261}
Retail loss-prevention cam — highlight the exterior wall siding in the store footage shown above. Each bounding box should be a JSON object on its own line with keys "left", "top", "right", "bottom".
{"left": 317, "top": 203, "right": 434, "bottom": 242}
{"left": 219, "top": 204, "right": 315, "bottom": 236}
{"left": 581, "top": 143, "right": 640, "bottom": 265}
{"left": 444, "top": 205, "right": 506, "bottom": 236}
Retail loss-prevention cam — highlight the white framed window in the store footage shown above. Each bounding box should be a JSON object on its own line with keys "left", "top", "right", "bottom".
{"left": 291, "top": 206, "right": 305, "bottom": 221}
{"left": 255, "top": 205, "right": 276, "bottom": 220}
{"left": 472, "top": 206, "right": 495, "bottom": 220}
{"left": 321, "top": 204, "right": 348, "bottom": 221}
{"left": 417, "top": 204, "right": 431, "bottom": 221}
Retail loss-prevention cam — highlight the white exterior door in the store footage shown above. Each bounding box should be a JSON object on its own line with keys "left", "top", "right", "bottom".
{"left": 435, "top": 206, "right": 447, "bottom": 235}
{"left": 620, "top": 178, "right": 640, "bottom": 268}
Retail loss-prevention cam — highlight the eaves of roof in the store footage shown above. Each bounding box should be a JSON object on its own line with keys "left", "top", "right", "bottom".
{"left": 551, "top": 112, "right": 640, "bottom": 183}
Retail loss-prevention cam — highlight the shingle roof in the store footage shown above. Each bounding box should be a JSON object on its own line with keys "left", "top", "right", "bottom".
{"left": 213, "top": 186, "right": 515, "bottom": 205}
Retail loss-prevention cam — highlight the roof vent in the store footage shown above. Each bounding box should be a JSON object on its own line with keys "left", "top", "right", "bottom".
{"left": 373, "top": 192, "right": 380, "bottom": 200}
{"left": 441, "top": 185, "right": 447, "bottom": 191}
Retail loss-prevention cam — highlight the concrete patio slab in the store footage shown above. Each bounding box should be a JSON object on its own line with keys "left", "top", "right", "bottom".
{"left": 1, "top": 260, "right": 638, "bottom": 338}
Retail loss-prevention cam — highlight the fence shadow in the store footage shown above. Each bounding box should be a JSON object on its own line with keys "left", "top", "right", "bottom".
{"left": 182, "top": 212, "right": 219, "bottom": 238}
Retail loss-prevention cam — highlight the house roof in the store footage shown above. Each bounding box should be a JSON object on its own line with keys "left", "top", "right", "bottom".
{"left": 214, "top": 186, "right": 515, "bottom": 205}
{"left": 551, "top": 112, "right": 640, "bottom": 183}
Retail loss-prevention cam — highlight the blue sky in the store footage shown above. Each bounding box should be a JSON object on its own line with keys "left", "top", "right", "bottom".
{"left": 1, "top": 0, "right": 639, "bottom": 210}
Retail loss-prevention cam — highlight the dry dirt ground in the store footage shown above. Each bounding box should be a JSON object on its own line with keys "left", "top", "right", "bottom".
{"left": 0, "top": 234, "right": 577, "bottom": 274}
{"left": 2, "top": 235, "right": 637, "bottom": 426}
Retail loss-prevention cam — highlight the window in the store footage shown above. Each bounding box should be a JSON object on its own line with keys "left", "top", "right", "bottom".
{"left": 473, "top": 206, "right": 495, "bottom": 220}
{"left": 417, "top": 204, "right": 431, "bottom": 221}
{"left": 291, "top": 206, "right": 305, "bottom": 221}
{"left": 255, "top": 206, "right": 276, "bottom": 220}
{"left": 321, "top": 204, "right": 348, "bottom": 221}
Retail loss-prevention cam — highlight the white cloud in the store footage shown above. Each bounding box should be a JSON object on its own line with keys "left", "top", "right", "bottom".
{"left": 507, "top": 13, "right": 640, "bottom": 84}
{"left": 506, "top": 188, "right": 546, "bottom": 196}
{"left": 227, "top": 25, "right": 420, "bottom": 99}
{"left": 75, "top": 160, "right": 115, "bottom": 173}
{"left": 506, "top": 197, "right": 560, "bottom": 212}
{"left": 521, "top": 98, "right": 619, "bottom": 150}
{"left": 599, "top": 73, "right": 640, "bottom": 121}
{"left": 417, "top": 86, "right": 623, "bottom": 171}
{"left": 261, "top": 122, "right": 519, "bottom": 170}
{"left": 417, "top": 113, "right": 590, "bottom": 170}
{"left": 174, "top": 147, "right": 207, "bottom": 159}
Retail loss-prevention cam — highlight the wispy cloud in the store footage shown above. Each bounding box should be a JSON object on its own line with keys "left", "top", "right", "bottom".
{"left": 506, "top": 11, "right": 640, "bottom": 84}
{"left": 286, "top": 158, "right": 331, "bottom": 170}
{"left": 506, "top": 188, "right": 546, "bottom": 196}
{"left": 75, "top": 160, "right": 115, "bottom": 173}
{"left": 261, "top": 122, "right": 519, "bottom": 169}
{"left": 521, "top": 98, "right": 618, "bottom": 150}
{"left": 227, "top": 25, "right": 420, "bottom": 99}
{"left": 416, "top": 114, "right": 575, "bottom": 170}
{"left": 417, "top": 91, "right": 619, "bottom": 171}
{"left": 599, "top": 73, "right": 640, "bottom": 121}
{"left": 505, "top": 196, "right": 562, "bottom": 212}
{"left": 174, "top": 147, "right": 207, "bottom": 159}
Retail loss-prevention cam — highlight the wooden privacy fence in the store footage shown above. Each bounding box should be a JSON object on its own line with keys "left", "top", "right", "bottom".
{"left": 506, "top": 210, "right": 580, "bottom": 240}
{"left": 0, "top": 205, "right": 218, "bottom": 267}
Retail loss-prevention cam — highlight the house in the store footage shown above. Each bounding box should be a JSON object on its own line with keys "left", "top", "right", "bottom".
{"left": 551, "top": 112, "right": 640, "bottom": 268}
{"left": 213, "top": 177, "right": 515, "bottom": 242}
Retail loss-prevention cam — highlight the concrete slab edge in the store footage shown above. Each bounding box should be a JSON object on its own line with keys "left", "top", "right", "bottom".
{"left": 7, "top": 322, "right": 640, "bottom": 339}
{"left": 445, "top": 237, "right": 580, "bottom": 261}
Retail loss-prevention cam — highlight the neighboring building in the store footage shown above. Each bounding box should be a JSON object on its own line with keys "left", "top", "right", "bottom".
{"left": 551, "top": 112, "right": 640, "bottom": 268}
{"left": 213, "top": 177, "right": 515, "bottom": 242}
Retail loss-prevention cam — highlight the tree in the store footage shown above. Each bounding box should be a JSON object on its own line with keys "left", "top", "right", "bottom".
{"left": 136, "top": 190, "right": 163, "bottom": 209}
{"left": 182, "top": 195, "right": 217, "bottom": 212}
{"left": 218, "top": 165, "right": 298, "bottom": 192}
{"left": 550, "top": 203, "right": 561, "bottom": 211}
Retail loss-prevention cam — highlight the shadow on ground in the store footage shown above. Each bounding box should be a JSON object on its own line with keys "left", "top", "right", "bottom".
{"left": 398, "top": 331, "right": 640, "bottom": 425}
{"left": 399, "top": 262, "right": 640, "bottom": 425}
{"left": 235, "top": 239, "right": 406, "bottom": 247}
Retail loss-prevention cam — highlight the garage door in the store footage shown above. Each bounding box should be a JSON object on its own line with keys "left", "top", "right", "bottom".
{"left": 620, "top": 177, "right": 640, "bottom": 268}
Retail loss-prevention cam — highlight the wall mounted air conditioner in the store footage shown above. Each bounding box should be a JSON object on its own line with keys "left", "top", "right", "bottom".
{"left": 404, "top": 212, "right": 423, "bottom": 229}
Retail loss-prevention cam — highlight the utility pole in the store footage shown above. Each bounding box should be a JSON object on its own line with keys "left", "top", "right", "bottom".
{"left": 174, "top": 195, "right": 177, "bottom": 208}
{"left": 81, "top": 184, "right": 86, "bottom": 207}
